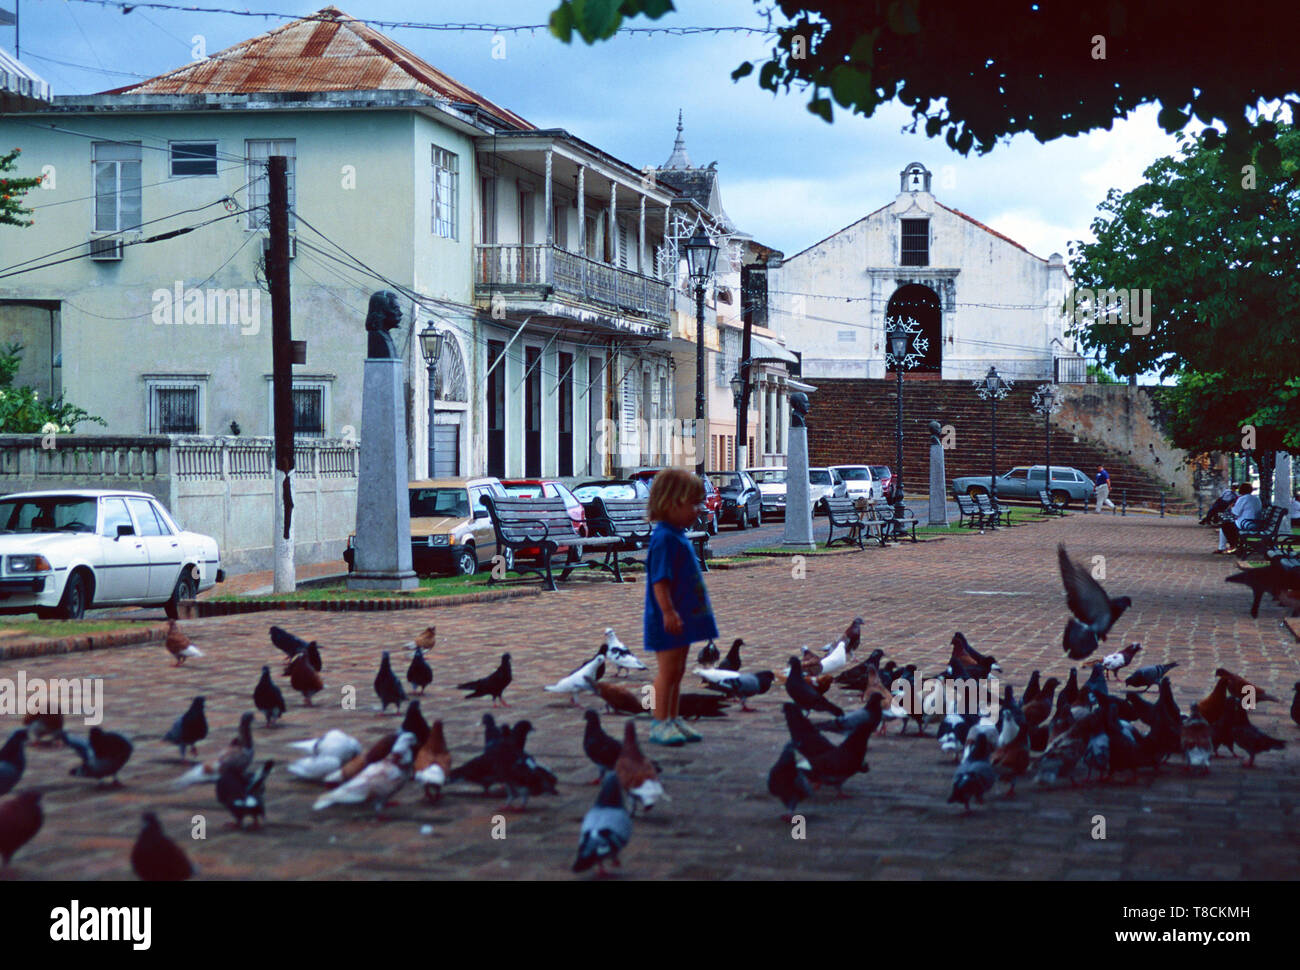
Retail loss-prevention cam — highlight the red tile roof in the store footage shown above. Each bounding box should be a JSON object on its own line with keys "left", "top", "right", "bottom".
{"left": 935, "top": 201, "right": 1042, "bottom": 260}
{"left": 100, "top": 5, "right": 533, "bottom": 130}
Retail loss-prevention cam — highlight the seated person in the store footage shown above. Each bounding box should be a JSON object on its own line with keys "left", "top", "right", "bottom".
{"left": 1201, "top": 482, "right": 1237, "bottom": 525}
{"left": 1291, "top": 490, "right": 1300, "bottom": 520}
{"left": 1216, "top": 482, "right": 1263, "bottom": 554}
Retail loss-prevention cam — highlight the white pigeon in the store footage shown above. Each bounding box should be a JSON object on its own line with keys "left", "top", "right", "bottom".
{"left": 312, "top": 732, "right": 415, "bottom": 813}
{"left": 694, "top": 667, "right": 742, "bottom": 687}
{"left": 287, "top": 729, "right": 361, "bottom": 781}
{"left": 962, "top": 723, "right": 999, "bottom": 764}
{"left": 414, "top": 763, "right": 446, "bottom": 789}
{"left": 938, "top": 714, "right": 967, "bottom": 763}
{"left": 818, "top": 640, "right": 851, "bottom": 678}
{"left": 544, "top": 647, "right": 607, "bottom": 704}
{"left": 604, "top": 628, "right": 647, "bottom": 675}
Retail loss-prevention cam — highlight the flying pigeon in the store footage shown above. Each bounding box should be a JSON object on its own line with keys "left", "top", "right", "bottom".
{"left": 573, "top": 771, "right": 631, "bottom": 876}
{"left": 313, "top": 732, "right": 417, "bottom": 815}
{"left": 270, "top": 625, "right": 322, "bottom": 671}
{"left": 1124, "top": 662, "right": 1179, "bottom": 691}
{"left": 217, "top": 759, "right": 274, "bottom": 830}
{"left": 784, "top": 658, "right": 844, "bottom": 717}
{"left": 407, "top": 647, "right": 433, "bottom": 694}
{"left": 1058, "top": 544, "right": 1132, "bottom": 659}
{"left": 456, "top": 653, "right": 512, "bottom": 706}
{"left": 544, "top": 648, "right": 605, "bottom": 704}
{"left": 0, "top": 790, "right": 42, "bottom": 868}
{"left": 253, "top": 666, "right": 287, "bottom": 726}
{"left": 172, "top": 712, "right": 254, "bottom": 788}
{"left": 374, "top": 651, "right": 407, "bottom": 712}
{"left": 767, "top": 742, "right": 812, "bottom": 822}
{"left": 0, "top": 730, "right": 28, "bottom": 797}
{"left": 604, "top": 628, "right": 646, "bottom": 675}
{"left": 63, "top": 727, "right": 134, "bottom": 786}
{"left": 130, "top": 812, "right": 195, "bottom": 881}
{"left": 164, "top": 619, "right": 203, "bottom": 666}
{"left": 161, "top": 697, "right": 207, "bottom": 759}
{"left": 695, "top": 668, "right": 775, "bottom": 712}
{"left": 614, "top": 721, "right": 664, "bottom": 813}
{"left": 287, "top": 729, "right": 362, "bottom": 782}
{"left": 287, "top": 652, "right": 324, "bottom": 705}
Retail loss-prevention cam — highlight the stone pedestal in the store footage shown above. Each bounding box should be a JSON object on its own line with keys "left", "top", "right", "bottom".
{"left": 1275, "top": 451, "right": 1293, "bottom": 531}
{"left": 928, "top": 443, "right": 949, "bottom": 526}
{"left": 783, "top": 425, "right": 815, "bottom": 550}
{"left": 348, "top": 357, "right": 419, "bottom": 591}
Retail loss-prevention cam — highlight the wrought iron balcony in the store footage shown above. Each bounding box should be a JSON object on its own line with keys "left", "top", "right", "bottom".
{"left": 475, "top": 244, "right": 670, "bottom": 326}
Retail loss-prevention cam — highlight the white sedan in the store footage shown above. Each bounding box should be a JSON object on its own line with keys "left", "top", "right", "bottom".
{"left": 0, "top": 489, "right": 223, "bottom": 620}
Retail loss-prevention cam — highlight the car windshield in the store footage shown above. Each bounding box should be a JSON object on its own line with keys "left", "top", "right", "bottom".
{"left": 837, "top": 468, "right": 871, "bottom": 481}
{"left": 409, "top": 487, "right": 470, "bottom": 518}
{"left": 809, "top": 470, "right": 831, "bottom": 485}
{"left": 870, "top": 467, "right": 891, "bottom": 479}
{"left": 574, "top": 483, "right": 638, "bottom": 502}
{"left": 503, "top": 484, "right": 543, "bottom": 498}
{"left": 0, "top": 496, "right": 99, "bottom": 534}
{"left": 749, "top": 469, "right": 786, "bottom": 484}
{"left": 709, "top": 473, "right": 742, "bottom": 491}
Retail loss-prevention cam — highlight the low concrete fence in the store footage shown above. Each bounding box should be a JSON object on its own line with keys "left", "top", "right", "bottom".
{"left": 0, "top": 435, "right": 359, "bottom": 574}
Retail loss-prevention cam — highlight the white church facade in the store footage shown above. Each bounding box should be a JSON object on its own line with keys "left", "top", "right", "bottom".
{"left": 771, "top": 162, "right": 1074, "bottom": 382}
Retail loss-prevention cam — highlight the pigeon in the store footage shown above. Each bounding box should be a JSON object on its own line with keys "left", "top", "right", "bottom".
{"left": 172, "top": 712, "right": 254, "bottom": 787}
{"left": 411, "top": 626, "right": 436, "bottom": 652}
{"left": 784, "top": 658, "right": 844, "bottom": 717}
{"left": 1102, "top": 643, "right": 1142, "bottom": 680}
{"left": 326, "top": 733, "right": 399, "bottom": 784}
{"left": 805, "top": 720, "right": 873, "bottom": 797}
{"left": 162, "top": 697, "right": 207, "bottom": 758}
{"left": 1082, "top": 663, "right": 1110, "bottom": 703}
{"left": 1022, "top": 670, "right": 1042, "bottom": 704}
{"left": 811, "top": 693, "right": 885, "bottom": 737}
{"left": 1059, "top": 667, "right": 1080, "bottom": 709}
{"left": 544, "top": 649, "right": 605, "bottom": 704}
{"left": 814, "top": 638, "right": 852, "bottom": 678}
{"left": 938, "top": 712, "right": 979, "bottom": 763}
{"left": 253, "top": 666, "right": 287, "bottom": 726}
{"left": 287, "top": 729, "right": 361, "bottom": 782}
{"left": 20, "top": 711, "right": 63, "bottom": 747}
{"left": 1213, "top": 667, "right": 1279, "bottom": 705}
{"left": 1180, "top": 704, "right": 1213, "bottom": 774}
{"left": 217, "top": 760, "right": 274, "bottom": 830}
{"left": 948, "top": 732, "right": 996, "bottom": 811}
{"left": 1021, "top": 678, "right": 1060, "bottom": 728}
{"left": 1057, "top": 543, "right": 1132, "bottom": 659}
{"left": 1225, "top": 557, "right": 1300, "bottom": 617}
{"left": 783, "top": 702, "right": 837, "bottom": 762}
{"left": 313, "top": 732, "right": 416, "bottom": 814}
{"left": 591, "top": 679, "right": 645, "bottom": 716}
{"left": 991, "top": 727, "right": 1031, "bottom": 795}
{"left": 63, "top": 727, "right": 134, "bottom": 786}
{"left": 1292, "top": 682, "right": 1300, "bottom": 729}
{"left": 0, "top": 730, "right": 28, "bottom": 796}
{"left": 696, "top": 639, "right": 720, "bottom": 667}
{"left": 406, "top": 647, "right": 433, "bottom": 694}
{"left": 130, "top": 812, "right": 195, "bottom": 881}
{"left": 0, "top": 791, "right": 42, "bottom": 868}
{"left": 695, "top": 668, "right": 775, "bottom": 712}
{"left": 840, "top": 616, "right": 863, "bottom": 654}
{"left": 716, "top": 638, "right": 744, "bottom": 672}
{"left": 457, "top": 653, "right": 512, "bottom": 706}
{"left": 413, "top": 720, "right": 452, "bottom": 803}
{"left": 374, "top": 652, "right": 407, "bottom": 712}
{"left": 1227, "top": 699, "right": 1286, "bottom": 767}
{"left": 1117, "top": 661, "right": 1174, "bottom": 691}
{"left": 270, "top": 625, "right": 322, "bottom": 671}
{"left": 1082, "top": 727, "right": 1111, "bottom": 781}
{"left": 287, "top": 652, "right": 324, "bottom": 705}
{"left": 498, "top": 721, "right": 559, "bottom": 812}
{"left": 678, "top": 693, "right": 730, "bottom": 719}
{"left": 604, "top": 628, "right": 647, "bottom": 675}
{"left": 583, "top": 710, "right": 622, "bottom": 781}
{"left": 615, "top": 721, "right": 664, "bottom": 813}
{"left": 400, "top": 701, "right": 431, "bottom": 747}
{"left": 573, "top": 772, "right": 631, "bottom": 876}
{"left": 768, "top": 743, "right": 813, "bottom": 822}
{"left": 949, "top": 632, "right": 1000, "bottom": 676}
{"left": 164, "top": 619, "right": 203, "bottom": 666}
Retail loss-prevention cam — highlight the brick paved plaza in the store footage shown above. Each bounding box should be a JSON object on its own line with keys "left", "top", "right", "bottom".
{"left": 3, "top": 512, "right": 1297, "bottom": 881}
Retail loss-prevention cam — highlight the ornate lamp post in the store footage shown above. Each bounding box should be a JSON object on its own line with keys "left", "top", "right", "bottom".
{"left": 730, "top": 368, "right": 747, "bottom": 470}
{"left": 973, "top": 366, "right": 1013, "bottom": 518}
{"left": 685, "top": 229, "right": 718, "bottom": 478}
{"left": 886, "top": 322, "right": 913, "bottom": 514}
{"left": 419, "top": 325, "right": 445, "bottom": 478}
{"left": 1031, "top": 383, "right": 1064, "bottom": 507}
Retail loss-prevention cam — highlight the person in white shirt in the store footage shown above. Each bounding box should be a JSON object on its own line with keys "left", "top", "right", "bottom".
{"left": 1215, "top": 482, "right": 1263, "bottom": 553}
{"left": 1291, "top": 491, "right": 1300, "bottom": 519}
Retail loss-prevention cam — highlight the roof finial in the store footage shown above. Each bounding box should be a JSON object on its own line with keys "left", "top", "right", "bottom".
{"left": 664, "top": 108, "right": 693, "bottom": 169}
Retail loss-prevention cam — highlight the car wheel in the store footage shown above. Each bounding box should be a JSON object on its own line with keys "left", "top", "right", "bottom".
{"left": 755, "top": 505, "right": 762, "bottom": 527}
{"left": 708, "top": 513, "right": 718, "bottom": 536}
{"left": 967, "top": 486, "right": 987, "bottom": 498}
{"left": 737, "top": 507, "right": 748, "bottom": 530}
{"left": 456, "top": 546, "right": 477, "bottom": 576}
{"left": 164, "top": 568, "right": 198, "bottom": 620}
{"left": 1050, "top": 490, "right": 1070, "bottom": 510}
{"left": 56, "top": 571, "right": 89, "bottom": 620}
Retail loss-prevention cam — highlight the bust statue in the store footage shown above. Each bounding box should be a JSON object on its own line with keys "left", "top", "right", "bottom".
{"left": 929, "top": 419, "right": 943, "bottom": 446}
{"left": 790, "top": 391, "right": 809, "bottom": 428}
{"left": 365, "top": 290, "right": 402, "bottom": 359}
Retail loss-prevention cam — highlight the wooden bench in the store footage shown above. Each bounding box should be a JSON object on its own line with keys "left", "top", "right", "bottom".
{"left": 590, "top": 497, "right": 711, "bottom": 574}
{"left": 480, "top": 494, "right": 622, "bottom": 591}
{"left": 824, "top": 496, "right": 888, "bottom": 549}
{"left": 876, "top": 504, "right": 919, "bottom": 542}
{"left": 1038, "top": 489, "right": 1067, "bottom": 516}
{"left": 976, "top": 493, "right": 1011, "bottom": 528}
{"left": 953, "top": 492, "right": 984, "bottom": 529}
{"left": 1235, "top": 504, "right": 1288, "bottom": 559}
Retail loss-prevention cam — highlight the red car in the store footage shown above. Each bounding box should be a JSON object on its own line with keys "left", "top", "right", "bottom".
{"left": 500, "top": 480, "right": 588, "bottom": 558}
{"left": 629, "top": 468, "right": 720, "bottom": 535}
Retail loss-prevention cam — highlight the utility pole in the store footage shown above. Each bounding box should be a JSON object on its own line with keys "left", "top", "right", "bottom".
{"left": 268, "top": 156, "right": 295, "bottom": 593}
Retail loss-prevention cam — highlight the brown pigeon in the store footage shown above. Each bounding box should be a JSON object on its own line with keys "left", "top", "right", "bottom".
{"left": 614, "top": 721, "right": 664, "bottom": 814}
{"left": 288, "top": 652, "right": 324, "bottom": 706}
{"left": 165, "top": 620, "right": 203, "bottom": 666}
{"left": 131, "top": 811, "right": 195, "bottom": 881}
{"left": 0, "top": 791, "right": 42, "bottom": 867}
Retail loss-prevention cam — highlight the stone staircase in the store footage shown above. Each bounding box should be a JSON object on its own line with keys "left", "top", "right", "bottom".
{"left": 805, "top": 378, "right": 1195, "bottom": 513}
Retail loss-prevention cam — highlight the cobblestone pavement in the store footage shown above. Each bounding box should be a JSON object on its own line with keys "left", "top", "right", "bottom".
{"left": 2, "top": 513, "right": 1297, "bottom": 880}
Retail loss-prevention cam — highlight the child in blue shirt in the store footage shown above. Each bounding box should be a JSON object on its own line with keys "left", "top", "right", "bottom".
{"left": 644, "top": 468, "right": 719, "bottom": 746}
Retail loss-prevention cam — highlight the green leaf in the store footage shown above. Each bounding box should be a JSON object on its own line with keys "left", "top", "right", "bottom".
{"left": 632, "top": 0, "right": 675, "bottom": 17}
{"left": 759, "top": 60, "right": 782, "bottom": 92}
{"left": 549, "top": 2, "right": 575, "bottom": 42}
{"left": 1157, "top": 104, "right": 1189, "bottom": 133}
{"left": 808, "top": 97, "right": 833, "bottom": 123}
{"left": 731, "top": 61, "right": 754, "bottom": 81}
{"left": 829, "top": 65, "right": 869, "bottom": 108}
{"left": 849, "top": 31, "right": 878, "bottom": 65}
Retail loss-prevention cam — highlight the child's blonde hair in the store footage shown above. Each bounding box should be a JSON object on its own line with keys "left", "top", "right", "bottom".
{"left": 648, "top": 467, "right": 704, "bottom": 522}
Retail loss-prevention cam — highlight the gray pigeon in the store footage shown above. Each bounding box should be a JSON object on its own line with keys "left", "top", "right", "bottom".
{"left": 1058, "top": 544, "right": 1131, "bottom": 660}
{"left": 767, "top": 742, "right": 813, "bottom": 821}
{"left": 573, "top": 771, "right": 631, "bottom": 876}
{"left": 1124, "top": 662, "right": 1179, "bottom": 690}
{"left": 162, "top": 697, "right": 207, "bottom": 758}
{"left": 374, "top": 651, "right": 407, "bottom": 712}
{"left": 947, "top": 732, "right": 996, "bottom": 811}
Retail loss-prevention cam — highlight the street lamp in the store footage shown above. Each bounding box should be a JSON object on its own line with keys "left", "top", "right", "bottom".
{"left": 886, "top": 322, "right": 912, "bottom": 522}
{"left": 973, "top": 365, "right": 1013, "bottom": 523}
{"left": 419, "top": 324, "right": 445, "bottom": 478}
{"left": 685, "top": 229, "right": 718, "bottom": 477}
{"left": 1031, "top": 383, "right": 1063, "bottom": 508}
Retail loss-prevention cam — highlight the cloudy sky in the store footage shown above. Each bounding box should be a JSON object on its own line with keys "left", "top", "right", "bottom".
{"left": 7, "top": 0, "right": 1185, "bottom": 259}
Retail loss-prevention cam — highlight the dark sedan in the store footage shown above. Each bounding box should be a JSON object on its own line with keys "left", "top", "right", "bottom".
{"left": 708, "top": 470, "right": 763, "bottom": 529}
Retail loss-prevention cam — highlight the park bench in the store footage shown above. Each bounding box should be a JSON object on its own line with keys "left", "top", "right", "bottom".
{"left": 480, "top": 494, "right": 623, "bottom": 591}
{"left": 1234, "top": 504, "right": 1289, "bottom": 559}
{"left": 589, "top": 496, "right": 711, "bottom": 575}
{"left": 824, "top": 497, "right": 888, "bottom": 549}
{"left": 976, "top": 493, "right": 1012, "bottom": 528}
{"left": 953, "top": 492, "right": 984, "bottom": 529}
{"left": 1038, "top": 489, "right": 1067, "bottom": 516}
{"left": 876, "top": 504, "right": 919, "bottom": 543}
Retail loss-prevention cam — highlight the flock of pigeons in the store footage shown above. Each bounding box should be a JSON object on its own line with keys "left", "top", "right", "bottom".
{"left": 0, "top": 538, "right": 1297, "bottom": 876}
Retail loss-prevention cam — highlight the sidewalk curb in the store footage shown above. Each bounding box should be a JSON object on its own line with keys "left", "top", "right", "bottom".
{"left": 0, "top": 624, "right": 168, "bottom": 661}
{"left": 180, "top": 586, "right": 542, "bottom": 617}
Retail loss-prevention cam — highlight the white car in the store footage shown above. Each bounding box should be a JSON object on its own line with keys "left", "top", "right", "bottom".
{"left": 808, "top": 467, "right": 847, "bottom": 515}
{"left": 0, "top": 490, "right": 223, "bottom": 620}
{"left": 746, "top": 466, "right": 822, "bottom": 518}
{"left": 830, "top": 465, "right": 879, "bottom": 503}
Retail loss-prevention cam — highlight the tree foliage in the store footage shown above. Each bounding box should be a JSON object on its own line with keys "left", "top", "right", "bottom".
{"left": 549, "top": 0, "right": 1298, "bottom": 166}
{"left": 0, "top": 344, "right": 105, "bottom": 434}
{"left": 1, "top": 148, "right": 45, "bottom": 227}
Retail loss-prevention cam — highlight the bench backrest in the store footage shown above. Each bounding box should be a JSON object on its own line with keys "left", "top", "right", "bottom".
{"left": 954, "top": 494, "right": 978, "bottom": 513}
{"left": 824, "top": 496, "right": 862, "bottom": 521}
{"left": 594, "top": 497, "right": 653, "bottom": 539}
{"left": 482, "top": 494, "right": 581, "bottom": 543}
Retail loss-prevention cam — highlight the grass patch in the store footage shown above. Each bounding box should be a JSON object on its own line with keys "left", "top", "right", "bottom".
{"left": 0, "top": 619, "right": 150, "bottom": 638}
{"left": 213, "top": 572, "right": 501, "bottom": 601}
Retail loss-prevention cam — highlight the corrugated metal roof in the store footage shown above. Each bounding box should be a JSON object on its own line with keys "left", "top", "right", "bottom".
{"left": 99, "top": 5, "right": 533, "bottom": 130}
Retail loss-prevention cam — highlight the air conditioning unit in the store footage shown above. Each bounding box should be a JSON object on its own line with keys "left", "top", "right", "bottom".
{"left": 88, "top": 236, "right": 124, "bottom": 261}
{"left": 262, "top": 235, "right": 296, "bottom": 260}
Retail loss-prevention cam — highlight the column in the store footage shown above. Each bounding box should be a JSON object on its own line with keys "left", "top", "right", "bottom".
{"left": 577, "top": 165, "right": 585, "bottom": 258}
{"left": 609, "top": 179, "right": 617, "bottom": 264}
{"left": 544, "top": 148, "right": 553, "bottom": 247}
{"left": 638, "top": 195, "right": 646, "bottom": 275}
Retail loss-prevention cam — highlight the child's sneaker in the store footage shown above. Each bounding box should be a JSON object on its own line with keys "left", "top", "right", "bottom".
{"left": 648, "top": 719, "right": 686, "bottom": 746}
{"left": 673, "top": 718, "right": 703, "bottom": 742}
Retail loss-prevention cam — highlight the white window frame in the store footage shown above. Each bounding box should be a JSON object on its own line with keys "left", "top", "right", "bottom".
{"left": 169, "top": 141, "right": 218, "bottom": 178}
{"left": 246, "top": 139, "right": 296, "bottom": 231}
{"left": 144, "top": 376, "right": 207, "bottom": 434}
{"left": 92, "top": 141, "right": 142, "bottom": 233}
{"left": 433, "top": 145, "right": 459, "bottom": 239}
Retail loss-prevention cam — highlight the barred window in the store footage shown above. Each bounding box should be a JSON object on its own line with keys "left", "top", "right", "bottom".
{"left": 148, "top": 384, "right": 200, "bottom": 433}
{"left": 293, "top": 386, "right": 324, "bottom": 437}
{"left": 433, "top": 146, "right": 459, "bottom": 239}
{"left": 900, "top": 218, "right": 929, "bottom": 266}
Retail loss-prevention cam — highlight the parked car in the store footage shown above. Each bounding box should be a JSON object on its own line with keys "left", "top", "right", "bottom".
{"left": 344, "top": 477, "right": 508, "bottom": 577}
{"left": 572, "top": 479, "right": 652, "bottom": 536}
{"left": 501, "top": 479, "right": 587, "bottom": 560}
{"left": 0, "top": 489, "right": 223, "bottom": 620}
{"left": 870, "top": 465, "right": 894, "bottom": 499}
{"left": 952, "top": 465, "right": 1096, "bottom": 508}
{"left": 628, "top": 468, "right": 720, "bottom": 535}
{"left": 746, "top": 466, "right": 820, "bottom": 519}
{"left": 831, "top": 465, "right": 879, "bottom": 504}
{"left": 808, "top": 467, "right": 847, "bottom": 515}
{"left": 707, "top": 470, "right": 763, "bottom": 529}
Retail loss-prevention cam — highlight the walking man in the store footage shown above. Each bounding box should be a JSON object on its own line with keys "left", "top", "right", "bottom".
{"left": 1094, "top": 465, "right": 1116, "bottom": 513}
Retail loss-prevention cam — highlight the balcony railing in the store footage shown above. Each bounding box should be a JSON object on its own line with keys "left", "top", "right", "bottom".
{"left": 475, "top": 244, "right": 669, "bottom": 325}
{"left": 1054, "top": 357, "right": 1101, "bottom": 384}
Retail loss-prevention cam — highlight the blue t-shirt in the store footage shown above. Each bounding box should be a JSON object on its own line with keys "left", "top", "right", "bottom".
{"left": 1095, "top": 469, "right": 1110, "bottom": 486}
{"left": 643, "top": 521, "right": 719, "bottom": 651}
